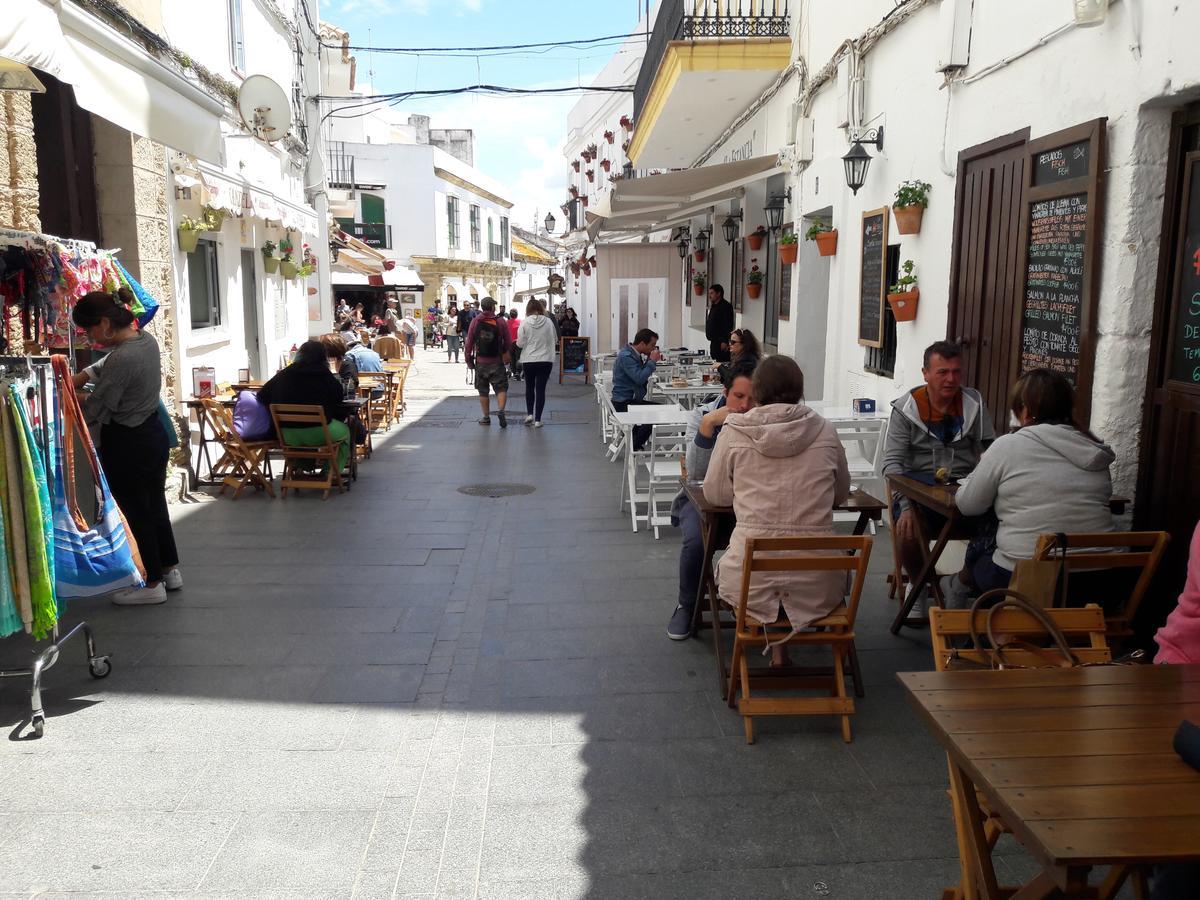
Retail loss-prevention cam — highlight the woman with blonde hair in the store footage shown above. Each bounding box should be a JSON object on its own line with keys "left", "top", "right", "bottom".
{"left": 515, "top": 298, "right": 557, "bottom": 427}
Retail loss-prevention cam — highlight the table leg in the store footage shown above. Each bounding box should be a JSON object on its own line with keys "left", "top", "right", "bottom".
{"left": 946, "top": 759, "right": 1002, "bottom": 900}
{"left": 889, "top": 512, "right": 955, "bottom": 634}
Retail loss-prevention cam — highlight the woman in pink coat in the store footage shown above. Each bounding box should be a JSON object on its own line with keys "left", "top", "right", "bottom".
{"left": 704, "top": 356, "right": 851, "bottom": 664}
{"left": 1154, "top": 520, "right": 1200, "bottom": 664}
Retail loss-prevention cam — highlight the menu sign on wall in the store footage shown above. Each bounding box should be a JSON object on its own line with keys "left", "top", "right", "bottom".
{"left": 1171, "top": 155, "right": 1200, "bottom": 385}
{"left": 1034, "top": 140, "right": 1090, "bottom": 187}
{"left": 858, "top": 208, "right": 888, "bottom": 347}
{"left": 1020, "top": 193, "right": 1088, "bottom": 379}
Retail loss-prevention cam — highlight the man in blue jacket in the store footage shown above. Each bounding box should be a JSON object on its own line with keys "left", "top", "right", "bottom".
{"left": 611, "top": 327, "right": 662, "bottom": 450}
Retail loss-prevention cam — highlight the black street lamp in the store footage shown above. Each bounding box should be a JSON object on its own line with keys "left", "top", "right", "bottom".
{"left": 842, "top": 127, "right": 884, "bottom": 196}
{"left": 721, "top": 214, "right": 741, "bottom": 244}
{"left": 764, "top": 189, "right": 791, "bottom": 232}
{"left": 544, "top": 212, "right": 556, "bottom": 234}
{"left": 694, "top": 227, "right": 711, "bottom": 256}
{"left": 676, "top": 235, "right": 690, "bottom": 260}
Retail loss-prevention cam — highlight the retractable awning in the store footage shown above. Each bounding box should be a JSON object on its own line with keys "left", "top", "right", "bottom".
{"left": 587, "top": 154, "right": 783, "bottom": 240}
{"left": 2, "top": 2, "right": 225, "bottom": 164}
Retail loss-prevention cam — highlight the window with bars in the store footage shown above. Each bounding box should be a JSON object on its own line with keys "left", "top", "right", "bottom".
{"left": 500, "top": 216, "right": 510, "bottom": 258}
{"left": 447, "top": 196, "right": 460, "bottom": 248}
{"left": 469, "top": 205, "right": 481, "bottom": 252}
{"left": 864, "top": 244, "right": 900, "bottom": 378}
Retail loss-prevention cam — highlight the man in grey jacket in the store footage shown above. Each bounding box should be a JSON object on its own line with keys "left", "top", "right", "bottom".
{"left": 666, "top": 358, "right": 758, "bottom": 641}
{"left": 881, "top": 341, "right": 995, "bottom": 608}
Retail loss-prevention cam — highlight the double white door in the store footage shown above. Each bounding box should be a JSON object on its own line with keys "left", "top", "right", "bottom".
{"left": 609, "top": 278, "right": 667, "bottom": 351}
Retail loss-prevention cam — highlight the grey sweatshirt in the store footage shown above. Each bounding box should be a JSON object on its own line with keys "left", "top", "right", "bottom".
{"left": 955, "top": 423, "right": 1115, "bottom": 569}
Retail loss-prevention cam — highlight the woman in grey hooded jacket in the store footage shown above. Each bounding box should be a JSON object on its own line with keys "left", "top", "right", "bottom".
{"left": 953, "top": 368, "right": 1115, "bottom": 596}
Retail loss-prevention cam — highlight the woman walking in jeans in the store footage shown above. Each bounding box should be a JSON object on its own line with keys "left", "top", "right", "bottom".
{"left": 72, "top": 290, "right": 181, "bottom": 606}
{"left": 515, "top": 298, "right": 557, "bottom": 427}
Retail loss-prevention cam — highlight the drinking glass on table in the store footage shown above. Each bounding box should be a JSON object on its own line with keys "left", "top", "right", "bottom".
{"left": 932, "top": 445, "right": 955, "bottom": 484}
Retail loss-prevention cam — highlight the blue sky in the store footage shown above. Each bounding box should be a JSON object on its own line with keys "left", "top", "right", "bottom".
{"left": 320, "top": 0, "right": 647, "bottom": 230}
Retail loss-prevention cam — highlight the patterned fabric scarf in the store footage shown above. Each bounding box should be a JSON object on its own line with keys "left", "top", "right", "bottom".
{"left": 911, "top": 385, "right": 964, "bottom": 445}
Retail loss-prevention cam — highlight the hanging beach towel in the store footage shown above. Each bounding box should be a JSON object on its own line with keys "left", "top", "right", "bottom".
{"left": 9, "top": 387, "right": 56, "bottom": 638}
{"left": 114, "top": 259, "right": 158, "bottom": 327}
{"left": 0, "top": 398, "right": 33, "bottom": 633}
{"left": 0, "top": 399, "right": 21, "bottom": 638}
{"left": 50, "top": 355, "right": 145, "bottom": 599}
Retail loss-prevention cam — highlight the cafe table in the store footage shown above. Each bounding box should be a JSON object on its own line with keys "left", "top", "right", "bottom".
{"left": 684, "top": 482, "right": 887, "bottom": 699}
{"left": 899, "top": 664, "right": 1200, "bottom": 899}
{"left": 185, "top": 395, "right": 237, "bottom": 486}
{"left": 652, "top": 380, "right": 721, "bottom": 410}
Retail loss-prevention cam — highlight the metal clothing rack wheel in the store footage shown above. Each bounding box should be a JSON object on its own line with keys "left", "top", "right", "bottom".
{"left": 0, "top": 622, "right": 111, "bottom": 737}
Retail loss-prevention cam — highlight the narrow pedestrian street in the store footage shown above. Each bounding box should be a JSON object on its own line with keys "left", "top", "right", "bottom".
{"left": 0, "top": 348, "right": 1029, "bottom": 898}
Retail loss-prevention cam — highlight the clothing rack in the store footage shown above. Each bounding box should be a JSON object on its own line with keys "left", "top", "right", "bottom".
{"left": 0, "top": 356, "right": 111, "bottom": 738}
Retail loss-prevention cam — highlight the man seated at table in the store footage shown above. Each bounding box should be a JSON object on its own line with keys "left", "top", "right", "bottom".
{"left": 882, "top": 340, "right": 995, "bottom": 614}
{"left": 611, "top": 327, "right": 664, "bottom": 450}
{"left": 345, "top": 335, "right": 384, "bottom": 373}
{"left": 666, "top": 357, "right": 758, "bottom": 641}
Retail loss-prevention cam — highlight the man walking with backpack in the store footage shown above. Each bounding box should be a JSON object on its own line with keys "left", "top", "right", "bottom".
{"left": 464, "top": 297, "right": 511, "bottom": 427}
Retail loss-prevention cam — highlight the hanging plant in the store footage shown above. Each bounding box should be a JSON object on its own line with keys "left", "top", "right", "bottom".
{"left": 177, "top": 215, "right": 209, "bottom": 253}
{"left": 580, "top": 195, "right": 589, "bottom": 207}
{"left": 619, "top": 114, "right": 633, "bottom": 131}
{"left": 568, "top": 185, "right": 579, "bottom": 198}
{"left": 560, "top": 203, "right": 571, "bottom": 216}
{"left": 586, "top": 142, "right": 598, "bottom": 157}
{"left": 600, "top": 159, "right": 611, "bottom": 172}
{"left": 887, "top": 259, "right": 920, "bottom": 321}
{"left": 570, "top": 261, "right": 581, "bottom": 276}
{"left": 806, "top": 219, "right": 838, "bottom": 257}
{"left": 621, "top": 140, "right": 630, "bottom": 154}
{"left": 571, "top": 160, "right": 580, "bottom": 172}
{"left": 694, "top": 248, "right": 706, "bottom": 263}
{"left": 588, "top": 255, "right": 597, "bottom": 267}
{"left": 585, "top": 169, "right": 595, "bottom": 182}
{"left": 581, "top": 150, "right": 591, "bottom": 163}
{"left": 260, "top": 239, "right": 279, "bottom": 274}
{"left": 778, "top": 230, "right": 799, "bottom": 265}
{"left": 746, "top": 260, "right": 763, "bottom": 299}
{"left": 604, "top": 130, "right": 615, "bottom": 144}
{"left": 747, "top": 225, "right": 767, "bottom": 251}
{"left": 278, "top": 233, "right": 298, "bottom": 278}
{"left": 692, "top": 271, "right": 706, "bottom": 296}
{"left": 893, "top": 180, "right": 931, "bottom": 235}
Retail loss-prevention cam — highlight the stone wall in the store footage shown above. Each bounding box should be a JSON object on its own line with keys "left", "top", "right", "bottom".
{"left": 0, "top": 91, "right": 41, "bottom": 232}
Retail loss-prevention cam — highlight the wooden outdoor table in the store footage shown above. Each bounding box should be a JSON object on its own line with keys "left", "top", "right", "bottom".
{"left": 899, "top": 664, "right": 1200, "bottom": 899}
{"left": 684, "top": 482, "right": 886, "bottom": 699}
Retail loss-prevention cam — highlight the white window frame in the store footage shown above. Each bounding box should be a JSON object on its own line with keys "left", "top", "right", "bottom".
{"left": 227, "top": 0, "right": 245, "bottom": 73}
{"left": 188, "top": 237, "right": 224, "bottom": 332}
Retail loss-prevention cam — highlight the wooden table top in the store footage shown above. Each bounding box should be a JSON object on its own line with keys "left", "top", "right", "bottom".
{"left": 888, "top": 473, "right": 1130, "bottom": 517}
{"left": 899, "top": 664, "right": 1200, "bottom": 869}
{"left": 684, "top": 482, "right": 885, "bottom": 517}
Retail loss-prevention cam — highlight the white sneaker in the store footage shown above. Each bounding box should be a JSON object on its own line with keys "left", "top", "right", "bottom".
{"left": 533, "top": 421, "right": 544, "bottom": 428}
{"left": 523, "top": 415, "right": 534, "bottom": 426}
{"left": 939, "top": 574, "right": 970, "bottom": 609}
{"left": 111, "top": 583, "right": 167, "bottom": 606}
{"left": 906, "top": 587, "right": 927, "bottom": 620}
{"left": 163, "top": 568, "right": 183, "bottom": 592}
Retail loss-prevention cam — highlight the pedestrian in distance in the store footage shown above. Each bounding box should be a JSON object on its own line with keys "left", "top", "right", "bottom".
{"left": 516, "top": 298, "right": 557, "bottom": 427}
{"left": 444, "top": 302, "right": 462, "bottom": 363}
{"left": 464, "top": 297, "right": 512, "bottom": 428}
{"left": 506, "top": 308, "right": 523, "bottom": 381}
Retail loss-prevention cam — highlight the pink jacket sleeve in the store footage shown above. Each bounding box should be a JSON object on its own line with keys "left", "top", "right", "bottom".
{"left": 1154, "top": 520, "right": 1200, "bottom": 665}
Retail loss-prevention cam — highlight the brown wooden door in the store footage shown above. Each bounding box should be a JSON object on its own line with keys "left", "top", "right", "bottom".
{"left": 948, "top": 130, "right": 1030, "bottom": 436}
{"left": 1134, "top": 107, "right": 1200, "bottom": 639}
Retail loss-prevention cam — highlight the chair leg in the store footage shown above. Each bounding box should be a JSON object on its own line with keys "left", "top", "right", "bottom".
{"left": 739, "top": 649, "right": 755, "bottom": 745}
{"left": 832, "top": 646, "right": 852, "bottom": 743}
{"left": 727, "top": 639, "right": 742, "bottom": 710}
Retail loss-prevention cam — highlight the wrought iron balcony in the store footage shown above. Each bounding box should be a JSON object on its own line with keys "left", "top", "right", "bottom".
{"left": 488, "top": 243, "right": 504, "bottom": 262}
{"left": 347, "top": 223, "right": 391, "bottom": 249}
{"left": 327, "top": 141, "right": 355, "bottom": 189}
{"left": 633, "top": 0, "right": 790, "bottom": 122}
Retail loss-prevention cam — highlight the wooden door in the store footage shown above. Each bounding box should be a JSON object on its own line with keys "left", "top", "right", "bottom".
{"left": 948, "top": 130, "right": 1030, "bottom": 436}
{"left": 1134, "top": 107, "right": 1200, "bottom": 636}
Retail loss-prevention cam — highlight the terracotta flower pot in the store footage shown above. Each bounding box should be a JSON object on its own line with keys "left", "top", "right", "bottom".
{"left": 694, "top": 249, "right": 706, "bottom": 263}
{"left": 778, "top": 242, "right": 798, "bottom": 265}
{"left": 893, "top": 204, "right": 925, "bottom": 235}
{"left": 600, "top": 160, "right": 610, "bottom": 172}
{"left": 280, "top": 260, "right": 299, "bottom": 279}
{"left": 262, "top": 255, "right": 280, "bottom": 274}
{"left": 814, "top": 230, "right": 838, "bottom": 257}
{"left": 887, "top": 288, "right": 920, "bottom": 321}
{"left": 604, "top": 132, "right": 614, "bottom": 144}
{"left": 693, "top": 282, "right": 705, "bottom": 296}
{"left": 747, "top": 232, "right": 765, "bottom": 251}
{"left": 571, "top": 161, "right": 580, "bottom": 172}
{"left": 178, "top": 228, "right": 202, "bottom": 253}
{"left": 746, "top": 282, "right": 762, "bottom": 299}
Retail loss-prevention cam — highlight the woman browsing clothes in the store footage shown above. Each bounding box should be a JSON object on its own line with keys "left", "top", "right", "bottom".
{"left": 72, "top": 290, "right": 181, "bottom": 606}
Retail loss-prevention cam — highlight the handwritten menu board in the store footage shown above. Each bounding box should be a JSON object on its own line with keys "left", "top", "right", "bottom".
{"left": 1171, "top": 156, "right": 1200, "bottom": 385}
{"left": 1034, "top": 140, "right": 1090, "bottom": 187}
{"left": 1020, "top": 194, "right": 1087, "bottom": 380}
{"left": 559, "top": 335, "right": 590, "bottom": 384}
{"left": 858, "top": 208, "right": 888, "bottom": 347}
{"left": 779, "top": 246, "right": 793, "bottom": 321}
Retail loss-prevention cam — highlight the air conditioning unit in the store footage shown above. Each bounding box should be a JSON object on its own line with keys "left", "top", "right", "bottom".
{"left": 794, "top": 115, "right": 814, "bottom": 162}
{"left": 936, "top": 0, "right": 972, "bottom": 72}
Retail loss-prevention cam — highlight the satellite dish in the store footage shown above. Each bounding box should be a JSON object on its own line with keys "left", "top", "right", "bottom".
{"left": 237, "top": 75, "right": 291, "bottom": 143}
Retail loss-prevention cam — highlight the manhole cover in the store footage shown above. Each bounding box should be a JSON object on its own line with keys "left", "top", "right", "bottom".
{"left": 457, "top": 483, "right": 536, "bottom": 498}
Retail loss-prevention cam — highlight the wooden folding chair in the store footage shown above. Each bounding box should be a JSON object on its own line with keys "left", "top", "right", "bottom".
{"left": 384, "top": 359, "right": 412, "bottom": 421}
{"left": 357, "top": 372, "right": 391, "bottom": 434}
{"left": 1031, "top": 530, "right": 1170, "bottom": 647}
{"left": 268, "top": 403, "right": 346, "bottom": 500}
{"left": 200, "top": 399, "right": 277, "bottom": 499}
{"left": 927, "top": 605, "right": 1141, "bottom": 900}
{"left": 373, "top": 335, "right": 404, "bottom": 360}
{"left": 726, "top": 535, "right": 873, "bottom": 744}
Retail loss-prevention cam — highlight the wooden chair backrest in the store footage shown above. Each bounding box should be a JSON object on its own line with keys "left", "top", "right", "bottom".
{"left": 373, "top": 336, "right": 404, "bottom": 359}
{"left": 736, "top": 536, "right": 874, "bottom": 631}
{"left": 200, "top": 398, "right": 242, "bottom": 444}
{"left": 1031, "top": 530, "right": 1170, "bottom": 630}
{"left": 928, "top": 604, "right": 1111, "bottom": 671}
{"left": 268, "top": 403, "right": 335, "bottom": 455}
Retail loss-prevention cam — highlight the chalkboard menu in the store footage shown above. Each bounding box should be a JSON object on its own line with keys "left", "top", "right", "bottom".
{"left": 858, "top": 208, "right": 888, "bottom": 347}
{"left": 559, "top": 335, "right": 590, "bottom": 384}
{"left": 1034, "top": 140, "right": 1090, "bottom": 187}
{"left": 1020, "top": 193, "right": 1088, "bottom": 379}
{"left": 1170, "top": 156, "right": 1200, "bottom": 385}
{"left": 779, "top": 244, "right": 793, "bottom": 321}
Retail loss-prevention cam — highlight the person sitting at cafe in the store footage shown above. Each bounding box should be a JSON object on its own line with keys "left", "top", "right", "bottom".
{"left": 715, "top": 327, "right": 762, "bottom": 383}
{"left": 704, "top": 355, "right": 850, "bottom": 665}
{"left": 947, "top": 369, "right": 1116, "bottom": 604}
{"left": 882, "top": 340, "right": 995, "bottom": 615}
{"left": 345, "top": 332, "right": 384, "bottom": 373}
{"left": 611, "top": 327, "right": 663, "bottom": 450}
{"left": 336, "top": 318, "right": 359, "bottom": 347}
{"left": 257, "top": 340, "right": 351, "bottom": 473}
{"left": 319, "top": 333, "right": 357, "bottom": 396}
{"left": 666, "top": 357, "right": 759, "bottom": 641}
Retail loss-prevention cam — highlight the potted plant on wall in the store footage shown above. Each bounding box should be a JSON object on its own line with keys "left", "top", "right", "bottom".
{"left": 806, "top": 219, "right": 838, "bottom": 256}
{"left": 604, "top": 130, "right": 615, "bottom": 144}
{"left": 887, "top": 259, "right": 920, "bottom": 321}
{"left": 299, "top": 243, "right": 317, "bottom": 278}
{"left": 568, "top": 185, "right": 579, "bottom": 198}
{"left": 746, "top": 261, "right": 763, "bottom": 299}
{"left": 177, "top": 216, "right": 208, "bottom": 252}
{"left": 600, "top": 159, "right": 611, "bottom": 172}
{"left": 261, "top": 240, "right": 279, "bottom": 274}
{"left": 279, "top": 234, "right": 298, "bottom": 279}
{"left": 747, "top": 225, "right": 767, "bottom": 251}
{"left": 694, "top": 246, "right": 707, "bottom": 264}
{"left": 619, "top": 114, "right": 633, "bottom": 132}
{"left": 586, "top": 142, "right": 598, "bottom": 159}
{"left": 893, "top": 180, "right": 931, "bottom": 235}
{"left": 692, "top": 271, "right": 706, "bottom": 297}
{"left": 571, "top": 160, "right": 580, "bottom": 172}
{"left": 778, "top": 230, "right": 799, "bottom": 265}
{"left": 585, "top": 169, "right": 595, "bottom": 183}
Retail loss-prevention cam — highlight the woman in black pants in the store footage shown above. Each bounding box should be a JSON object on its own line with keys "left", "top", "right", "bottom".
{"left": 73, "top": 290, "right": 179, "bottom": 606}
{"left": 515, "top": 298, "right": 557, "bottom": 427}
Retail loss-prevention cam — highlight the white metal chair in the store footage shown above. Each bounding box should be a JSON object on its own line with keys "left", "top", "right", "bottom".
{"left": 832, "top": 417, "right": 888, "bottom": 533}
{"left": 644, "top": 424, "right": 688, "bottom": 538}
{"left": 601, "top": 391, "right": 626, "bottom": 462}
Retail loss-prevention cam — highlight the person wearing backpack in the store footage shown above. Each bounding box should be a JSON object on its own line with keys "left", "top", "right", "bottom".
{"left": 464, "top": 297, "right": 511, "bottom": 427}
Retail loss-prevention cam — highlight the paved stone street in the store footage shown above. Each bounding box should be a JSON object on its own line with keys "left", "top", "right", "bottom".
{"left": 0, "top": 348, "right": 1033, "bottom": 898}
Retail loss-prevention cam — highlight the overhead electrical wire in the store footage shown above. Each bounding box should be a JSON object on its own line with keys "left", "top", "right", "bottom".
{"left": 318, "top": 84, "right": 633, "bottom": 125}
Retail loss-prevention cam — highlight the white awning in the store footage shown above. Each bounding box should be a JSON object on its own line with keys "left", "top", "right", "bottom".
{"left": 514, "top": 285, "right": 551, "bottom": 299}
{"left": 189, "top": 164, "right": 321, "bottom": 236}
{"left": 588, "top": 155, "right": 784, "bottom": 240}
{"left": 2, "top": 2, "right": 224, "bottom": 164}
{"left": 464, "top": 281, "right": 488, "bottom": 298}
{"left": 331, "top": 266, "right": 424, "bottom": 290}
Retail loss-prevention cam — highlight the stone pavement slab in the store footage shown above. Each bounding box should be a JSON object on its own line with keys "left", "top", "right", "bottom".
{"left": 0, "top": 346, "right": 990, "bottom": 898}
